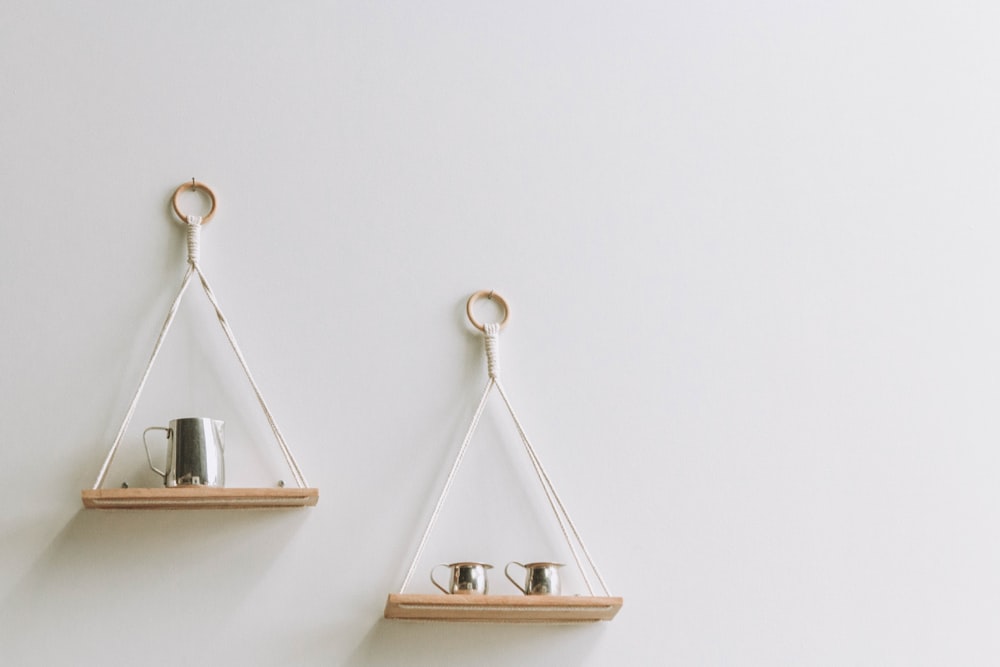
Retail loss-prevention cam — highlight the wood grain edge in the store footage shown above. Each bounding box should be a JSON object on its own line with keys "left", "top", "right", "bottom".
{"left": 81, "top": 487, "right": 319, "bottom": 509}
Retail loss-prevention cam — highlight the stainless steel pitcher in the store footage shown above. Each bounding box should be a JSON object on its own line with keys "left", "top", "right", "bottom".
{"left": 504, "top": 561, "right": 564, "bottom": 595}
{"left": 431, "top": 562, "right": 493, "bottom": 595}
{"left": 143, "top": 417, "right": 225, "bottom": 487}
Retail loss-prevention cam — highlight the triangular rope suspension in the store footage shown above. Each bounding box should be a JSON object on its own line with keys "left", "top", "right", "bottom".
{"left": 398, "top": 301, "right": 612, "bottom": 596}
{"left": 91, "top": 190, "right": 308, "bottom": 490}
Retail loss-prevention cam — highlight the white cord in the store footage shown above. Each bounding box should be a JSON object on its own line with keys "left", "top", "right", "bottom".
{"left": 92, "top": 267, "right": 195, "bottom": 490}
{"left": 399, "top": 378, "right": 494, "bottom": 591}
{"left": 495, "top": 379, "right": 611, "bottom": 596}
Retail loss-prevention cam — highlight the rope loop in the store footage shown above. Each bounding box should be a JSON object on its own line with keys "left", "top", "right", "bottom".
{"left": 484, "top": 322, "right": 500, "bottom": 379}
{"left": 185, "top": 214, "right": 202, "bottom": 265}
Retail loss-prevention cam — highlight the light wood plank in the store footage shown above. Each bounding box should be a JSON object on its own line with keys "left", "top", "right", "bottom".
{"left": 81, "top": 487, "right": 319, "bottom": 509}
{"left": 384, "top": 593, "right": 622, "bottom": 623}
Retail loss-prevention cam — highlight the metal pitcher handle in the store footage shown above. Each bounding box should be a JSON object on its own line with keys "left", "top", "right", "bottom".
{"left": 142, "top": 426, "right": 170, "bottom": 479}
{"left": 504, "top": 561, "right": 528, "bottom": 595}
{"left": 430, "top": 564, "right": 451, "bottom": 594}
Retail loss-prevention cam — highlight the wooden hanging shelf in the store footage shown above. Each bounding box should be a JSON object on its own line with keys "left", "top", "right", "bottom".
{"left": 383, "top": 593, "right": 622, "bottom": 623}
{"left": 83, "top": 183, "right": 317, "bottom": 511}
{"left": 81, "top": 486, "right": 319, "bottom": 510}
{"left": 383, "top": 292, "right": 622, "bottom": 625}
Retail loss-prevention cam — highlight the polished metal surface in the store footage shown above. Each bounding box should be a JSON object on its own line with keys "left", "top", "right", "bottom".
{"left": 143, "top": 417, "right": 225, "bottom": 487}
{"left": 505, "top": 561, "right": 564, "bottom": 595}
{"left": 431, "top": 562, "right": 493, "bottom": 595}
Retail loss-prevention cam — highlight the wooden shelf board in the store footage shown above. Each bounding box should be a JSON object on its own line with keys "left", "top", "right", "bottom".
{"left": 81, "top": 487, "right": 319, "bottom": 509}
{"left": 383, "top": 593, "right": 622, "bottom": 623}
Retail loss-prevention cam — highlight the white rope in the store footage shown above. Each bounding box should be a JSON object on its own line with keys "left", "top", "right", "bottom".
{"left": 92, "top": 267, "right": 195, "bottom": 489}
{"left": 398, "top": 322, "right": 611, "bottom": 596}
{"left": 192, "top": 263, "right": 307, "bottom": 488}
{"left": 399, "top": 378, "right": 493, "bottom": 591}
{"left": 92, "top": 214, "right": 308, "bottom": 489}
{"left": 495, "top": 379, "right": 611, "bottom": 596}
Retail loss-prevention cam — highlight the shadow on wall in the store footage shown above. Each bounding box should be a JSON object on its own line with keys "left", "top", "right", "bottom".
{"left": 0, "top": 508, "right": 308, "bottom": 666}
{"left": 338, "top": 617, "right": 608, "bottom": 667}
{"left": 259, "top": 608, "right": 610, "bottom": 667}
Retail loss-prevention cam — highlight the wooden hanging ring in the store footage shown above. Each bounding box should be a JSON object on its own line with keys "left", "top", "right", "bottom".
{"left": 466, "top": 290, "right": 510, "bottom": 332}
{"left": 171, "top": 180, "right": 217, "bottom": 224}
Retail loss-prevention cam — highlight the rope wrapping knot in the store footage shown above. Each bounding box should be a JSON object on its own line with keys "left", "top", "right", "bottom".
{"left": 483, "top": 322, "right": 500, "bottom": 379}
{"left": 185, "top": 215, "right": 202, "bottom": 265}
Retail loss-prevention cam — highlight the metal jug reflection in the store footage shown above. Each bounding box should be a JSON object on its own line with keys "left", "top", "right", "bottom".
{"left": 505, "top": 561, "right": 564, "bottom": 595}
{"left": 143, "top": 417, "right": 225, "bottom": 487}
{"left": 431, "top": 562, "right": 493, "bottom": 595}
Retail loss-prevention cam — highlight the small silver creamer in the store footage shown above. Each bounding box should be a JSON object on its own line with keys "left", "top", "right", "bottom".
{"left": 505, "top": 561, "right": 564, "bottom": 595}
{"left": 431, "top": 562, "right": 493, "bottom": 595}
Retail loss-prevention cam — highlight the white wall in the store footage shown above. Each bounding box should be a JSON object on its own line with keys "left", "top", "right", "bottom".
{"left": 1, "top": 1, "right": 998, "bottom": 665}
